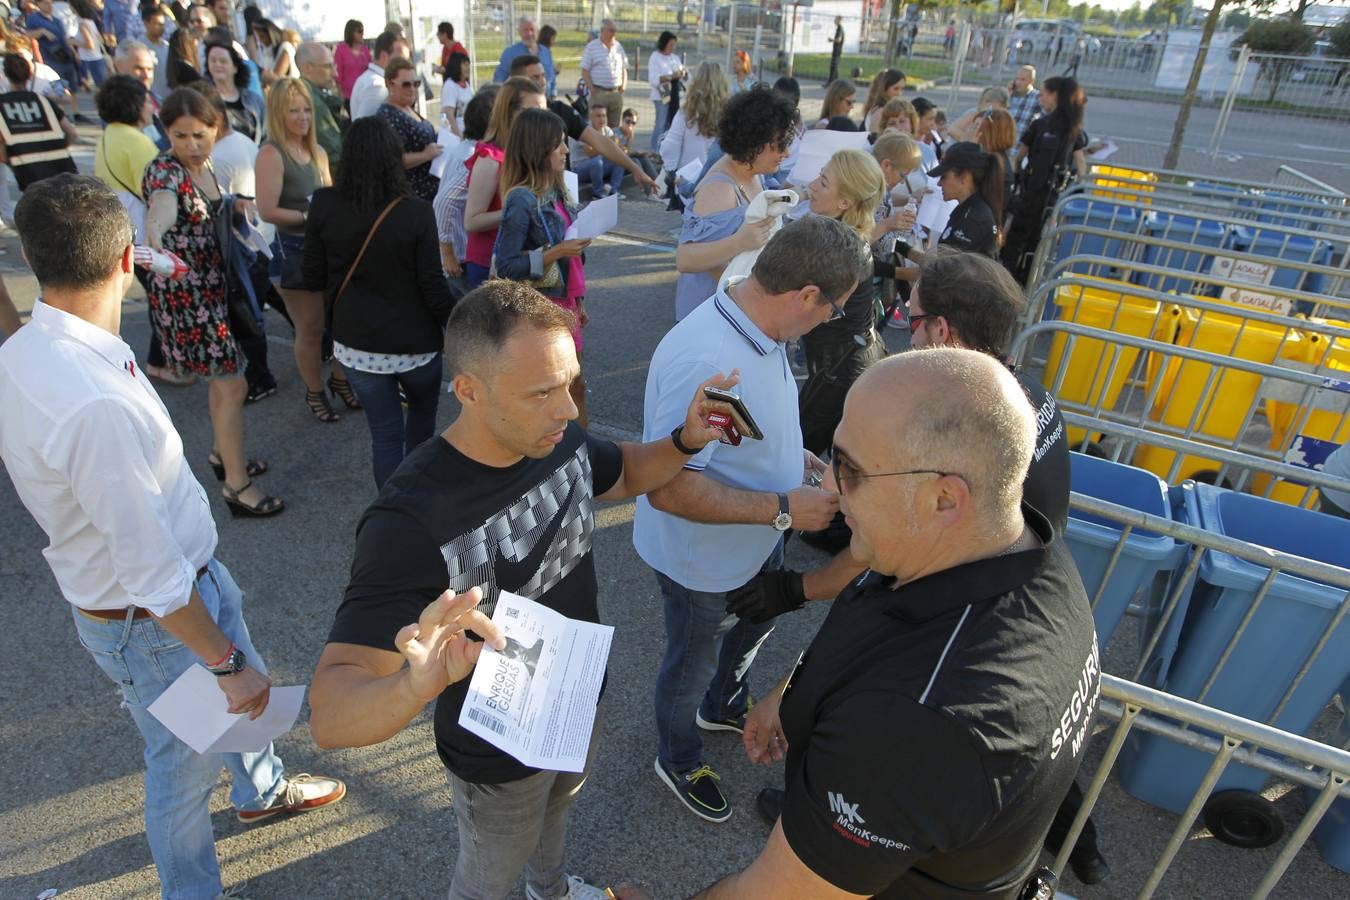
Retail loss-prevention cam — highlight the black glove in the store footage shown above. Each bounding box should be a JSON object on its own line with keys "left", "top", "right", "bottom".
{"left": 726, "top": 569, "right": 807, "bottom": 624}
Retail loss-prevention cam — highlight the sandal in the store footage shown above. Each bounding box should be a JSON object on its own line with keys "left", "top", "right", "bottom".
{"left": 328, "top": 375, "right": 362, "bottom": 410}
{"left": 222, "top": 480, "right": 285, "bottom": 518}
{"left": 305, "top": 389, "right": 341, "bottom": 423}
{"left": 207, "top": 453, "right": 268, "bottom": 482}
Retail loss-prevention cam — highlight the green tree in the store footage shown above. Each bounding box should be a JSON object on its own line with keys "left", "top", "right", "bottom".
{"left": 1239, "top": 18, "right": 1315, "bottom": 101}
{"left": 1222, "top": 8, "right": 1252, "bottom": 29}
{"left": 1329, "top": 19, "right": 1350, "bottom": 58}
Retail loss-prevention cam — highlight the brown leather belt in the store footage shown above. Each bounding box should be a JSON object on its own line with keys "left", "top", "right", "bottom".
{"left": 77, "top": 564, "right": 211, "bottom": 622}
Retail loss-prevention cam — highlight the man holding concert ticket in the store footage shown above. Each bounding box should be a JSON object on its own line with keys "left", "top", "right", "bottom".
{"left": 310, "top": 281, "right": 738, "bottom": 900}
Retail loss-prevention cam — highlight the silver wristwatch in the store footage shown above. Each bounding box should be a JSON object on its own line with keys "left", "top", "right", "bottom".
{"left": 207, "top": 647, "right": 246, "bottom": 677}
{"left": 771, "top": 492, "right": 793, "bottom": 532}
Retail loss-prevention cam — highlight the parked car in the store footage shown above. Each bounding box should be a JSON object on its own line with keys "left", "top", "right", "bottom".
{"left": 1009, "top": 19, "right": 1102, "bottom": 57}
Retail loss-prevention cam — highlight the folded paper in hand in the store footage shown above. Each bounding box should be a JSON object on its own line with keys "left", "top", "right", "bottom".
{"left": 564, "top": 193, "right": 619, "bottom": 241}
{"left": 459, "top": 591, "right": 612, "bottom": 773}
{"left": 147, "top": 664, "right": 305, "bottom": 755}
{"left": 675, "top": 157, "right": 704, "bottom": 185}
{"left": 788, "top": 129, "right": 872, "bottom": 187}
{"left": 429, "top": 128, "right": 463, "bottom": 180}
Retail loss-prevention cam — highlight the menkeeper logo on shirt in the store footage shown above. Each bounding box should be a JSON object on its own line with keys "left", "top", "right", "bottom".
{"left": 827, "top": 791, "right": 911, "bottom": 851}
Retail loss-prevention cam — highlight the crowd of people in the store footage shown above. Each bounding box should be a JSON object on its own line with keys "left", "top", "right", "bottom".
{"left": 0, "top": 8, "right": 1113, "bottom": 900}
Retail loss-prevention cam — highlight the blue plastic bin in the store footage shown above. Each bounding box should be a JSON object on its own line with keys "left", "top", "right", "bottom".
{"left": 1064, "top": 453, "right": 1182, "bottom": 652}
{"left": 1118, "top": 482, "right": 1350, "bottom": 814}
{"left": 1227, "top": 227, "right": 1327, "bottom": 294}
{"left": 1306, "top": 704, "right": 1350, "bottom": 874}
{"left": 1054, "top": 198, "right": 1140, "bottom": 275}
{"left": 1134, "top": 213, "right": 1227, "bottom": 295}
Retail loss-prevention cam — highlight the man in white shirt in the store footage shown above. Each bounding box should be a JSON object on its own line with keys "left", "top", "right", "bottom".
{"left": 0, "top": 175, "right": 346, "bottom": 900}
{"left": 351, "top": 29, "right": 410, "bottom": 120}
{"left": 580, "top": 18, "right": 627, "bottom": 131}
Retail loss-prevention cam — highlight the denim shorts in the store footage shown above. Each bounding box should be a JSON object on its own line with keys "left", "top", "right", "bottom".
{"left": 268, "top": 230, "right": 307, "bottom": 289}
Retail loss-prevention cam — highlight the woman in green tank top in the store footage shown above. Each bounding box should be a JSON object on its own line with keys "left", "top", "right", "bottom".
{"left": 256, "top": 77, "right": 356, "bottom": 422}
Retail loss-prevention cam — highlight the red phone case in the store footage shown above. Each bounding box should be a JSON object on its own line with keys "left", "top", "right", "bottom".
{"left": 707, "top": 411, "right": 742, "bottom": 446}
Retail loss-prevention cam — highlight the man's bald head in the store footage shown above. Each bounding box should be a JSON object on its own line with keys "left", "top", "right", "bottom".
{"left": 847, "top": 347, "right": 1036, "bottom": 523}
{"left": 296, "top": 41, "right": 334, "bottom": 88}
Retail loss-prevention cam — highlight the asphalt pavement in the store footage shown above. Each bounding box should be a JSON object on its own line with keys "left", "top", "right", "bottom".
{"left": 1, "top": 86, "right": 1348, "bottom": 900}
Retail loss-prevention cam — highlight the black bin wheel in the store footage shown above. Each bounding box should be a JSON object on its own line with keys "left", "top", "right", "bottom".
{"left": 1202, "top": 790, "right": 1286, "bottom": 848}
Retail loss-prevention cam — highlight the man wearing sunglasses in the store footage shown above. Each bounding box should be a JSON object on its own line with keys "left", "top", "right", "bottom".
{"left": 616, "top": 347, "right": 1098, "bottom": 900}
{"left": 633, "top": 216, "right": 871, "bottom": 824}
{"left": 730, "top": 251, "right": 1110, "bottom": 885}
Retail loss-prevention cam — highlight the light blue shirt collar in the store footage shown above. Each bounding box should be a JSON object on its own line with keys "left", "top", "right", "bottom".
{"left": 712, "top": 277, "right": 779, "bottom": 357}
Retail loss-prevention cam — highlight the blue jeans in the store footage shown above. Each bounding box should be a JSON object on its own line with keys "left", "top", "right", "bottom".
{"left": 576, "top": 156, "right": 625, "bottom": 198}
{"left": 466, "top": 261, "right": 491, "bottom": 289}
{"left": 71, "top": 560, "right": 286, "bottom": 900}
{"left": 651, "top": 99, "right": 669, "bottom": 152}
{"left": 343, "top": 354, "right": 444, "bottom": 487}
{"left": 652, "top": 543, "right": 782, "bottom": 773}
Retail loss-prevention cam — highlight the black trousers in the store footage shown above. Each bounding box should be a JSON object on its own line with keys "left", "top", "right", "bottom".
{"left": 1001, "top": 188, "right": 1053, "bottom": 285}
{"left": 799, "top": 328, "right": 886, "bottom": 456}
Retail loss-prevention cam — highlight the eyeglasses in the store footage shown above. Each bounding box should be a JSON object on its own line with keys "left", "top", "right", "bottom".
{"left": 907, "top": 312, "right": 936, "bottom": 334}
{"left": 394, "top": 79, "right": 422, "bottom": 88}
{"left": 830, "top": 447, "right": 956, "bottom": 495}
{"left": 824, "top": 296, "right": 847, "bottom": 321}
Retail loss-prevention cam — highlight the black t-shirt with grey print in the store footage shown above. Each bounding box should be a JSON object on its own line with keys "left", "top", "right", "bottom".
{"left": 328, "top": 423, "right": 623, "bottom": 784}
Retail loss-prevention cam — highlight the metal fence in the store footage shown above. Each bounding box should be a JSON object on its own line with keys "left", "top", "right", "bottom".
{"left": 1052, "top": 488, "right": 1350, "bottom": 895}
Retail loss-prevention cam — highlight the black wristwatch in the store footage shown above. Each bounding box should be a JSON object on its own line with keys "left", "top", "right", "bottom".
{"left": 771, "top": 492, "right": 793, "bottom": 532}
{"left": 671, "top": 424, "right": 700, "bottom": 455}
{"left": 207, "top": 647, "right": 246, "bottom": 677}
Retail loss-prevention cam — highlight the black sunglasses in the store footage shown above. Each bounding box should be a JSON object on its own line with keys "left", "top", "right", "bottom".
{"left": 907, "top": 312, "right": 937, "bottom": 334}
{"left": 830, "top": 446, "right": 955, "bottom": 495}
{"left": 394, "top": 78, "right": 423, "bottom": 88}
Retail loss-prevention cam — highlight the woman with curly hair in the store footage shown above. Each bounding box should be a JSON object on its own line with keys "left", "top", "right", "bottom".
{"left": 659, "top": 60, "right": 725, "bottom": 177}
{"left": 673, "top": 85, "right": 796, "bottom": 321}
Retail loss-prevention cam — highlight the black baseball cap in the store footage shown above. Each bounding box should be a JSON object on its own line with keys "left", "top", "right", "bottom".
{"left": 927, "top": 141, "right": 988, "bottom": 178}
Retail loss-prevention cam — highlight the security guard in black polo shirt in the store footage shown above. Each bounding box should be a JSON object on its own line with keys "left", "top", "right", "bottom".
{"left": 893, "top": 142, "right": 1004, "bottom": 263}
{"left": 615, "top": 349, "right": 1099, "bottom": 900}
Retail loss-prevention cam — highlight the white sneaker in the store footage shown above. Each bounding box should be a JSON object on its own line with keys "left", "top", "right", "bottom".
{"left": 525, "top": 874, "right": 610, "bottom": 900}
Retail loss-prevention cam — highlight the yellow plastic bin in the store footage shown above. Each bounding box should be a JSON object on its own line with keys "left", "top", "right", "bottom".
{"left": 1133, "top": 297, "right": 1302, "bottom": 483}
{"left": 1091, "top": 166, "right": 1157, "bottom": 204}
{"left": 1042, "top": 279, "right": 1179, "bottom": 446}
{"left": 1254, "top": 324, "right": 1350, "bottom": 506}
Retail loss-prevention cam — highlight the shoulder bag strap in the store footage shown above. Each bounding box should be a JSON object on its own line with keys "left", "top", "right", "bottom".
{"left": 336, "top": 196, "right": 402, "bottom": 301}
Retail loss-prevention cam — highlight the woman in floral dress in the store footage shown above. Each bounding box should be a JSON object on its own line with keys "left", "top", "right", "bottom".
{"left": 143, "top": 87, "right": 283, "bottom": 517}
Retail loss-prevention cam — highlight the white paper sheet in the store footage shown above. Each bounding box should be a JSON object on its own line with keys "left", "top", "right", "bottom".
{"left": 429, "top": 128, "right": 463, "bottom": 181}
{"left": 147, "top": 664, "right": 305, "bottom": 755}
{"left": 564, "top": 193, "right": 619, "bottom": 241}
{"left": 915, "top": 188, "right": 959, "bottom": 247}
{"left": 675, "top": 157, "right": 704, "bottom": 185}
{"left": 788, "top": 129, "right": 873, "bottom": 187}
{"left": 563, "top": 169, "right": 579, "bottom": 202}
{"left": 459, "top": 591, "right": 613, "bottom": 773}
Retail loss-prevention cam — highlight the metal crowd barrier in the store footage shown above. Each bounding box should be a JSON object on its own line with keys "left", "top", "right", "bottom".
{"left": 1010, "top": 319, "right": 1350, "bottom": 501}
{"left": 1046, "top": 190, "right": 1350, "bottom": 254}
{"left": 1024, "top": 257, "right": 1350, "bottom": 331}
{"left": 1081, "top": 164, "right": 1349, "bottom": 206}
{"left": 1058, "top": 491, "right": 1350, "bottom": 898}
{"left": 1025, "top": 230, "right": 1350, "bottom": 316}
{"left": 1070, "top": 179, "right": 1350, "bottom": 226}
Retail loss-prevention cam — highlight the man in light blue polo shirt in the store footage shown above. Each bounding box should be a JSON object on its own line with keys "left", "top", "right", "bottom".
{"left": 634, "top": 216, "right": 872, "bottom": 823}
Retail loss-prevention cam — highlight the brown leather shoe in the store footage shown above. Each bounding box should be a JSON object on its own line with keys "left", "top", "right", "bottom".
{"left": 236, "top": 773, "right": 346, "bottom": 824}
